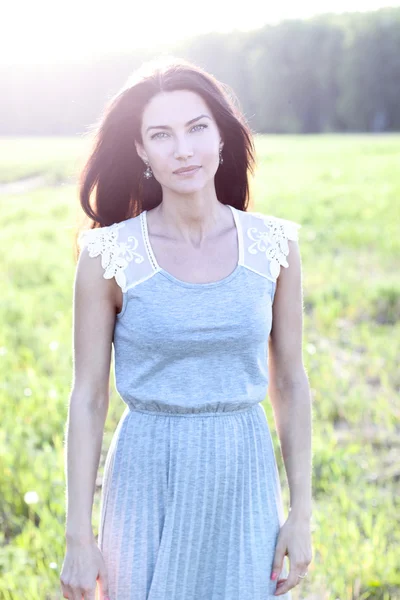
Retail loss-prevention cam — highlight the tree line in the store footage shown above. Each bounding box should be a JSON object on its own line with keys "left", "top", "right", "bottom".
{"left": 1, "top": 6, "right": 399, "bottom": 135}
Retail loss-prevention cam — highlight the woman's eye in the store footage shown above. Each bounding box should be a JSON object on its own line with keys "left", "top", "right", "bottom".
{"left": 192, "top": 123, "right": 208, "bottom": 132}
{"left": 151, "top": 123, "right": 208, "bottom": 140}
{"left": 151, "top": 132, "right": 168, "bottom": 140}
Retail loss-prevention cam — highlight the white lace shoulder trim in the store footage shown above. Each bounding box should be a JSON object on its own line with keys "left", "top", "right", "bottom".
{"left": 78, "top": 221, "right": 145, "bottom": 292}
{"left": 246, "top": 212, "right": 301, "bottom": 280}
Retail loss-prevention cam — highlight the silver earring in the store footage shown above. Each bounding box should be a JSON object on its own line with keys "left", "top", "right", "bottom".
{"left": 144, "top": 161, "right": 153, "bottom": 179}
{"left": 219, "top": 148, "right": 224, "bottom": 165}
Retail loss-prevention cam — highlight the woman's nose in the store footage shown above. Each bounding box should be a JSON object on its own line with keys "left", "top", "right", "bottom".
{"left": 173, "top": 136, "right": 194, "bottom": 159}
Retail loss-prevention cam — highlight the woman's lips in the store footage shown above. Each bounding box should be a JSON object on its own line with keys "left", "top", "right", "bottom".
{"left": 174, "top": 166, "right": 201, "bottom": 175}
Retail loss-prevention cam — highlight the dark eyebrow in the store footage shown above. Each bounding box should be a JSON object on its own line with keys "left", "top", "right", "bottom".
{"left": 146, "top": 114, "right": 211, "bottom": 134}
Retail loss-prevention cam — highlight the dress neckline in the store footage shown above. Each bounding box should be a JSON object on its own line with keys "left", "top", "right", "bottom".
{"left": 140, "top": 204, "right": 243, "bottom": 289}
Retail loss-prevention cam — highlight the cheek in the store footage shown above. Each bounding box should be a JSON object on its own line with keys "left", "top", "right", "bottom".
{"left": 150, "top": 147, "right": 170, "bottom": 168}
{"left": 198, "top": 143, "right": 219, "bottom": 164}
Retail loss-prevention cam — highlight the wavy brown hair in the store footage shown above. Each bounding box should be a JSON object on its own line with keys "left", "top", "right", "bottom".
{"left": 74, "top": 54, "right": 257, "bottom": 256}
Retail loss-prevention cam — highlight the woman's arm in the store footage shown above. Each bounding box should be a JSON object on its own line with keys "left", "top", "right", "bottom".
{"left": 268, "top": 239, "right": 312, "bottom": 520}
{"left": 267, "top": 239, "right": 313, "bottom": 595}
{"left": 61, "top": 248, "right": 117, "bottom": 600}
{"left": 64, "top": 248, "right": 118, "bottom": 543}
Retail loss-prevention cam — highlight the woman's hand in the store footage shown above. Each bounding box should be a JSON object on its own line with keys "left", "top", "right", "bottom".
{"left": 271, "top": 513, "right": 313, "bottom": 596}
{"left": 60, "top": 535, "right": 110, "bottom": 600}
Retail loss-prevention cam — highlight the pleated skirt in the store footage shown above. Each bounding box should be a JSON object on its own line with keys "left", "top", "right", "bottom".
{"left": 98, "top": 402, "right": 291, "bottom": 600}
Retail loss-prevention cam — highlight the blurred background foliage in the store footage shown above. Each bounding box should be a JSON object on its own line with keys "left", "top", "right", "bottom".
{"left": 1, "top": 7, "right": 400, "bottom": 139}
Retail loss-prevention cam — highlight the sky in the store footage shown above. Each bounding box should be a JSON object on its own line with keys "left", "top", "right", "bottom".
{"left": 3, "top": 0, "right": 399, "bottom": 65}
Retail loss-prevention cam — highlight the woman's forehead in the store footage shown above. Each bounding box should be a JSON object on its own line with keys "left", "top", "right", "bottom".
{"left": 142, "top": 90, "right": 210, "bottom": 123}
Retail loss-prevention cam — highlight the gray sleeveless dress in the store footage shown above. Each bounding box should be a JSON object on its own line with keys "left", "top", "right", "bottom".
{"left": 78, "top": 204, "right": 300, "bottom": 600}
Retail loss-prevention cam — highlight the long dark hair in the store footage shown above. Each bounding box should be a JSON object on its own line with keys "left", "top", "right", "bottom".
{"left": 74, "top": 55, "right": 257, "bottom": 257}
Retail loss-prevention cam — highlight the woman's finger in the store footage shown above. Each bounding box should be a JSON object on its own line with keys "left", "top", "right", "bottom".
{"left": 97, "top": 560, "right": 110, "bottom": 600}
{"left": 274, "top": 565, "right": 305, "bottom": 596}
{"left": 270, "top": 536, "right": 287, "bottom": 580}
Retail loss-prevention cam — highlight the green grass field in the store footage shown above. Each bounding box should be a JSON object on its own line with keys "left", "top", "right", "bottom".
{"left": 0, "top": 134, "right": 399, "bottom": 599}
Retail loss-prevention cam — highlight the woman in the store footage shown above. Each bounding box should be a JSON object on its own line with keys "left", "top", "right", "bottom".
{"left": 60, "top": 55, "right": 313, "bottom": 600}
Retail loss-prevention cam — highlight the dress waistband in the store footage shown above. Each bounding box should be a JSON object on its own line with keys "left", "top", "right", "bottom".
{"left": 128, "top": 403, "right": 260, "bottom": 418}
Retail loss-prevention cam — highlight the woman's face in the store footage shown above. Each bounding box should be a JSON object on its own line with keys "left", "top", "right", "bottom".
{"left": 135, "top": 89, "right": 223, "bottom": 193}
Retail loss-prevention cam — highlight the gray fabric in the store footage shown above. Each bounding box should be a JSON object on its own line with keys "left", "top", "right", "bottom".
{"left": 78, "top": 205, "right": 300, "bottom": 599}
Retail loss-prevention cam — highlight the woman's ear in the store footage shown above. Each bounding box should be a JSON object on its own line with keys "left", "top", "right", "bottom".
{"left": 135, "top": 141, "right": 147, "bottom": 164}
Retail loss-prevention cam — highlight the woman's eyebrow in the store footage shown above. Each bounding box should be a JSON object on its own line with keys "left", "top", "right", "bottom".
{"left": 146, "top": 114, "right": 211, "bottom": 133}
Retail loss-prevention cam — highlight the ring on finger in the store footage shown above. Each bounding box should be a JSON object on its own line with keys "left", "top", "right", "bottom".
{"left": 298, "top": 572, "right": 308, "bottom": 578}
